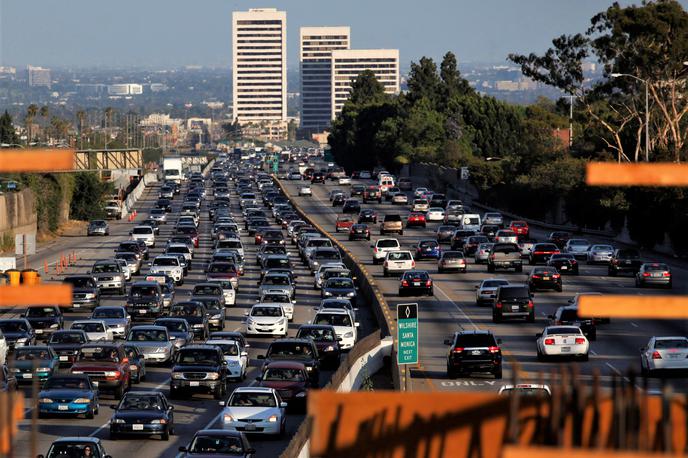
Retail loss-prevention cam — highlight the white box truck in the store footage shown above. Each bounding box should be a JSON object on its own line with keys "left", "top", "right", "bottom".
{"left": 163, "top": 157, "right": 184, "bottom": 184}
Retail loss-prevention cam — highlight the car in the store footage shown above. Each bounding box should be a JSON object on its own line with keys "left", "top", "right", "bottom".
{"left": 547, "top": 253, "right": 579, "bottom": 275}
{"left": 126, "top": 281, "right": 164, "bottom": 319}
{"left": 549, "top": 305, "right": 597, "bottom": 341}
{"left": 358, "top": 209, "right": 378, "bottom": 223}
{"left": 494, "top": 230, "right": 518, "bottom": 244}
{"left": 220, "top": 387, "right": 287, "bottom": 436}
{"left": 256, "top": 361, "right": 311, "bottom": 412}
{"left": 482, "top": 212, "right": 504, "bottom": 227}
{"left": 12, "top": 346, "right": 59, "bottom": 383}
{"left": 87, "top": 220, "right": 110, "bottom": 236}
{"left": 529, "top": 243, "right": 561, "bottom": 265}
{"left": 463, "top": 235, "right": 489, "bottom": 256}
{"left": 398, "top": 270, "right": 434, "bottom": 297}
{"left": 412, "top": 199, "right": 430, "bottom": 212}
{"left": 170, "top": 344, "right": 229, "bottom": 400}
{"left": 563, "top": 239, "right": 591, "bottom": 260}
{"left": 70, "top": 342, "right": 132, "bottom": 399}
{"left": 372, "top": 238, "right": 401, "bottom": 264}
{"left": 296, "top": 324, "right": 341, "bottom": 369}
{"left": 406, "top": 212, "right": 427, "bottom": 228}
{"left": 90, "top": 260, "right": 126, "bottom": 295}
{"left": 149, "top": 255, "right": 185, "bottom": 285}
{"left": 154, "top": 318, "right": 193, "bottom": 350}
{"left": 450, "top": 229, "right": 476, "bottom": 250}
{"left": 169, "top": 302, "right": 210, "bottom": 340}
{"left": 640, "top": 336, "right": 688, "bottom": 376}
{"left": 635, "top": 262, "right": 672, "bottom": 288}
{"left": 114, "top": 257, "right": 132, "bottom": 282}
{"left": 178, "top": 430, "right": 256, "bottom": 457}
{"left": 307, "top": 247, "right": 342, "bottom": 273}
{"left": 149, "top": 208, "right": 167, "bottom": 224}
{"left": 492, "top": 285, "right": 534, "bottom": 323}
{"left": 130, "top": 225, "right": 156, "bottom": 247}
{"left": 115, "top": 251, "right": 142, "bottom": 276}
{"left": 338, "top": 176, "right": 351, "bottom": 185}
{"left": 245, "top": 304, "right": 288, "bottom": 337}
{"left": 37, "top": 373, "right": 100, "bottom": 418}
{"left": 509, "top": 220, "right": 529, "bottom": 237}
{"left": 126, "top": 325, "right": 175, "bottom": 365}
{"left": 321, "top": 277, "right": 358, "bottom": 305}
{"left": 258, "top": 272, "right": 296, "bottom": 301}
{"left": 70, "top": 320, "right": 113, "bottom": 341}
{"left": 444, "top": 330, "right": 502, "bottom": 379}
{"left": 342, "top": 199, "right": 361, "bottom": 214}
{"left": 37, "top": 437, "right": 112, "bottom": 458}
{"left": 548, "top": 231, "right": 571, "bottom": 248}
{"left": 498, "top": 384, "right": 551, "bottom": 397}
{"left": 425, "top": 207, "right": 445, "bottom": 222}
{"left": 311, "top": 308, "right": 359, "bottom": 350}
{"left": 475, "top": 278, "right": 510, "bottom": 306}
{"left": 289, "top": 171, "right": 303, "bottom": 180}
{"left": 413, "top": 187, "right": 429, "bottom": 199}
{"left": 517, "top": 238, "right": 538, "bottom": 258}
{"left": 91, "top": 306, "right": 130, "bottom": 339}
{"left": 474, "top": 242, "right": 494, "bottom": 264}
{"left": 438, "top": 250, "right": 467, "bottom": 273}
{"left": 109, "top": 391, "right": 175, "bottom": 440}
{"left": 313, "top": 263, "right": 347, "bottom": 290}
{"left": 391, "top": 192, "right": 409, "bottom": 205}
{"left": 480, "top": 224, "right": 500, "bottom": 241}
{"left": 48, "top": 330, "right": 88, "bottom": 366}
{"left": 208, "top": 339, "right": 249, "bottom": 381}
{"left": 536, "top": 326, "right": 589, "bottom": 361}
{"left": 608, "top": 248, "right": 643, "bottom": 276}
{"left": 298, "top": 184, "right": 312, "bottom": 196}
{"left": 586, "top": 244, "right": 615, "bottom": 264}
{"left": 206, "top": 262, "right": 240, "bottom": 291}
{"left": 383, "top": 251, "right": 415, "bottom": 277}
{"left": 193, "top": 297, "right": 226, "bottom": 331}
{"left": 117, "top": 240, "right": 149, "bottom": 260}
{"left": 363, "top": 186, "right": 382, "bottom": 203}
{"left": 414, "top": 239, "right": 442, "bottom": 260}
{"left": 62, "top": 275, "right": 100, "bottom": 311}
{"left": 311, "top": 171, "right": 326, "bottom": 183}
{"left": 332, "top": 193, "right": 346, "bottom": 206}
{"left": 528, "top": 267, "right": 563, "bottom": 292}
{"left": 258, "top": 338, "right": 320, "bottom": 385}
{"left": 22, "top": 306, "right": 63, "bottom": 340}
{"left": 122, "top": 344, "right": 147, "bottom": 383}
{"left": 348, "top": 223, "right": 370, "bottom": 241}
{"left": 488, "top": 242, "right": 523, "bottom": 272}
{"left": 335, "top": 215, "right": 354, "bottom": 232}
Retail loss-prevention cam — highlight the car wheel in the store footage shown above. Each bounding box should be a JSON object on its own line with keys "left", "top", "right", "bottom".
{"left": 213, "top": 385, "right": 224, "bottom": 400}
{"left": 86, "top": 408, "right": 94, "bottom": 420}
{"left": 527, "top": 313, "right": 535, "bottom": 323}
{"left": 438, "top": 268, "right": 444, "bottom": 274}
{"left": 579, "top": 354, "right": 589, "bottom": 362}
{"left": 609, "top": 268, "right": 617, "bottom": 277}
{"left": 119, "top": 287, "right": 126, "bottom": 296}
{"left": 492, "top": 313, "right": 500, "bottom": 323}
{"left": 447, "top": 365, "right": 457, "bottom": 379}
{"left": 515, "top": 265, "right": 523, "bottom": 272}
{"left": 555, "top": 285, "right": 563, "bottom": 292}
{"left": 537, "top": 350, "right": 545, "bottom": 361}
{"left": 161, "top": 430, "right": 170, "bottom": 441}
{"left": 494, "top": 368, "right": 503, "bottom": 379}
{"left": 400, "top": 230, "right": 404, "bottom": 235}
{"left": 383, "top": 270, "right": 388, "bottom": 277}
{"left": 114, "top": 383, "right": 124, "bottom": 400}
{"left": 487, "top": 264, "right": 495, "bottom": 273}
{"left": 110, "top": 431, "right": 118, "bottom": 440}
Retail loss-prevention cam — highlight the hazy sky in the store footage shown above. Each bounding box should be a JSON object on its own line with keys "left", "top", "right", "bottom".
{"left": 1, "top": 0, "right": 687, "bottom": 69}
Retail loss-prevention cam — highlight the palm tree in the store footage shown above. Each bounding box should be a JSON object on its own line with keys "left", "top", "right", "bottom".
{"left": 104, "top": 107, "right": 114, "bottom": 149}
{"left": 26, "top": 104, "right": 38, "bottom": 145}
{"left": 76, "top": 110, "right": 86, "bottom": 149}
{"left": 39, "top": 105, "right": 49, "bottom": 142}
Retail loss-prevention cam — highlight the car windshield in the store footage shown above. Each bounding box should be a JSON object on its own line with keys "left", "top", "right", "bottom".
{"left": 455, "top": 334, "right": 496, "bottom": 347}
{"left": 511, "top": 221, "right": 526, "bottom": 227}
{"left": 229, "top": 392, "right": 276, "bottom": 407}
{"left": 499, "top": 287, "right": 529, "bottom": 298}
{"left": 171, "top": 305, "right": 204, "bottom": 317}
{"left": 178, "top": 349, "right": 219, "bottom": 365}
{"left": 591, "top": 245, "right": 613, "bottom": 250}
{"left": 128, "top": 329, "right": 167, "bottom": 342}
{"left": 263, "top": 368, "right": 306, "bottom": 382}
{"left": 442, "top": 252, "right": 464, "bottom": 259}
{"left": 131, "top": 286, "right": 159, "bottom": 297}
{"left": 14, "top": 348, "right": 51, "bottom": 360}
{"left": 326, "top": 278, "right": 353, "bottom": 289}
{"left": 72, "top": 322, "right": 104, "bottom": 333}
{"left": 132, "top": 227, "right": 152, "bottom": 235}
{"left": 63, "top": 277, "right": 95, "bottom": 288}
{"left": 403, "top": 272, "right": 430, "bottom": 280}
{"left": 419, "top": 241, "right": 438, "bottom": 248}
{"left": 156, "top": 320, "right": 187, "bottom": 332}
{"left": 208, "top": 264, "right": 235, "bottom": 273}
{"left": 268, "top": 342, "right": 313, "bottom": 357}
{"left": 645, "top": 263, "right": 669, "bottom": 271}
{"left": 153, "top": 258, "right": 178, "bottom": 266}
{"left": 315, "top": 313, "right": 352, "bottom": 327}
{"left": 297, "top": 328, "right": 335, "bottom": 342}
{"left": 483, "top": 280, "right": 509, "bottom": 288}
{"left": 216, "top": 342, "right": 240, "bottom": 356}
{"left": 43, "top": 377, "right": 91, "bottom": 391}
{"left": 188, "top": 435, "right": 244, "bottom": 455}
{"left": 308, "top": 239, "right": 332, "bottom": 248}
{"left": 263, "top": 276, "right": 289, "bottom": 285}
{"left": 92, "top": 264, "right": 118, "bottom": 273}
{"left": 93, "top": 308, "right": 124, "bottom": 319}
{"left": 26, "top": 307, "right": 59, "bottom": 317}
{"left": 547, "top": 327, "right": 581, "bottom": 335}
{"left": 119, "top": 395, "right": 163, "bottom": 410}
{"left": 464, "top": 217, "right": 480, "bottom": 225}
{"left": 655, "top": 339, "right": 688, "bottom": 349}
{"left": 167, "top": 246, "right": 188, "bottom": 254}
{"left": 116, "top": 253, "right": 137, "bottom": 261}
{"left": 78, "top": 346, "right": 119, "bottom": 362}
{"left": 194, "top": 286, "right": 221, "bottom": 296}
{"left": 551, "top": 254, "right": 574, "bottom": 260}
{"left": 388, "top": 252, "right": 411, "bottom": 261}
{"left": 377, "top": 240, "right": 399, "bottom": 248}
{"left": 315, "top": 250, "right": 339, "bottom": 260}
{"left": 252, "top": 307, "right": 282, "bottom": 317}
{"left": 261, "top": 293, "right": 290, "bottom": 303}
{"left": 50, "top": 332, "right": 85, "bottom": 344}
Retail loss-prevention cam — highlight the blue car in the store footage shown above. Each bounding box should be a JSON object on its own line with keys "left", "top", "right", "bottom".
{"left": 415, "top": 240, "right": 442, "bottom": 260}
{"left": 12, "top": 346, "right": 59, "bottom": 384}
{"left": 38, "top": 374, "right": 99, "bottom": 419}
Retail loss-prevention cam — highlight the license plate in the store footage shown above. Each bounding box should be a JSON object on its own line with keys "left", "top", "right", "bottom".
{"left": 73, "top": 304, "right": 81, "bottom": 308}
{"left": 561, "top": 266, "right": 568, "bottom": 270}
{"left": 471, "top": 350, "right": 482, "bottom": 355}
{"left": 652, "top": 273, "right": 661, "bottom": 277}
{"left": 59, "top": 356, "right": 68, "bottom": 361}
{"left": 138, "top": 310, "right": 147, "bottom": 314}
{"left": 22, "top": 373, "right": 32, "bottom": 379}
{"left": 624, "top": 261, "right": 631, "bottom": 265}
{"left": 668, "top": 353, "right": 681, "bottom": 359}
{"left": 35, "top": 329, "right": 43, "bottom": 334}
{"left": 413, "top": 282, "right": 421, "bottom": 286}
{"left": 244, "top": 424, "right": 257, "bottom": 431}
{"left": 511, "top": 306, "right": 520, "bottom": 312}
{"left": 132, "top": 424, "right": 144, "bottom": 431}
{"left": 543, "top": 277, "right": 550, "bottom": 281}
{"left": 190, "top": 381, "right": 200, "bottom": 387}
{"left": 560, "top": 347, "right": 571, "bottom": 353}
{"left": 58, "top": 405, "right": 69, "bottom": 411}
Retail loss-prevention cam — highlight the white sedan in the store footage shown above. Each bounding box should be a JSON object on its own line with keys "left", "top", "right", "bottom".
{"left": 298, "top": 185, "right": 312, "bottom": 196}
{"left": 244, "top": 304, "right": 288, "bottom": 337}
{"left": 425, "top": 207, "right": 446, "bottom": 222}
{"left": 536, "top": 326, "right": 589, "bottom": 361}
{"left": 221, "top": 387, "right": 287, "bottom": 436}
{"left": 391, "top": 193, "right": 409, "bottom": 205}
{"left": 70, "top": 320, "right": 113, "bottom": 342}
{"left": 640, "top": 336, "right": 688, "bottom": 376}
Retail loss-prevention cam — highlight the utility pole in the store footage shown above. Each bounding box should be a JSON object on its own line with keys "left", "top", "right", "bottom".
{"left": 566, "top": 95, "right": 576, "bottom": 148}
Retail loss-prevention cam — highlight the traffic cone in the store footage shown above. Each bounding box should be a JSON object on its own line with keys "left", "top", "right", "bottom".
{"left": 44, "top": 260, "right": 48, "bottom": 273}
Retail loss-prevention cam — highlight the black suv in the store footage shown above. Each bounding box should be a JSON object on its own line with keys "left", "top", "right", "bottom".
{"left": 127, "top": 281, "right": 164, "bottom": 320}
{"left": 170, "top": 345, "right": 228, "bottom": 400}
{"left": 444, "top": 330, "right": 502, "bottom": 379}
{"left": 548, "top": 305, "right": 597, "bottom": 341}
{"left": 169, "top": 302, "right": 209, "bottom": 340}
{"left": 22, "top": 306, "right": 63, "bottom": 340}
{"left": 492, "top": 285, "right": 534, "bottom": 323}
{"left": 258, "top": 338, "right": 321, "bottom": 385}
{"left": 608, "top": 248, "right": 643, "bottom": 276}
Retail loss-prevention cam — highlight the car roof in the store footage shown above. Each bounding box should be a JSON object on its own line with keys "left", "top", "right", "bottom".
{"left": 130, "top": 325, "right": 167, "bottom": 331}
{"left": 130, "top": 281, "right": 160, "bottom": 286}
{"left": 178, "top": 344, "right": 221, "bottom": 351}
{"left": 232, "top": 386, "right": 275, "bottom": 393}
{"left": 454, "top": 329, "right": 493, "bottom": 336}
{"left": 263, "top": 360, "right": 308, "bottom": 370}
{"left": 195, "top": 429, "right": 245, "bottom": 438}
{"left": 52, "top": 437, "right": 101, "bottom": 444}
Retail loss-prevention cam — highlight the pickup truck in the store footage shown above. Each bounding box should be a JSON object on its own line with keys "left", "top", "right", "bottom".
{"left": 104, "top": 200, "right": 123, "bottom": 220}
{"left": 487, "top": 243, "right": 523, "bottom": 272}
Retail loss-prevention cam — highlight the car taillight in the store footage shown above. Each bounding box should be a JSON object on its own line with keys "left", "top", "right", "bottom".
{"left": 425, "top": 280, "right": 432, "bottom": 286}
{"left": 527, "top": 300, "right": 534, "bottom": 308}
{"left": 495, "top": 302, "right": 502, "bottom": 309}
{"left": 531, "top": 274, "right": 540, "bottom": 279}
{"left": 488, "top": 346, "right": 500, "bottom": 353}
{"left": 552, "top": 274, "right": 560, "bottom": 279}
{"left": 401, "top": 280, "right": 409, "bottom": 286}
{"left": 453, "top": 347, "right": 464, "bottom": 353}
{"left": 575, "top": 338, "right": 585, "bottom": 344}
{"left": 571, "top": 260, "right": 577, "bottom": 264}
{"left": 373, "top": 247, "right": 378, "bottom": 253}
{"left": 490, "top": 254, "right": 496, "bottom": 260}
{"left": 652, "top": 351, "right": 662, "bottom": 359}
{"left": 383, "top": 261, "right": 388, "bottom": 267}
{"left": 544, "top": 338, "right": 555, "bottom": 345}
{"left": 533, "top": 251, "right": 543, "bottom": 255}
{"left": 411, "top": 261, "right": 416, "bottom": 267}
{"left": 663, "top": 272, "right": 671, "bottom": 277}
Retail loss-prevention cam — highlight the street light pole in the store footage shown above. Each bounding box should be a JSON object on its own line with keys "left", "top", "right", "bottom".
{"left": 611, "top": 73, "right": 650, "bottom": 161}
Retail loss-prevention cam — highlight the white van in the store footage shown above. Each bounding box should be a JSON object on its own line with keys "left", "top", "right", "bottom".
{"left": 130, "top": 225, "right": 156, "bottom": 247}
{"left": 378, "top": 175, "right": 395, "bottom": 193}
{"left": 460, "top": 214, "right": 482, "bottom": 232}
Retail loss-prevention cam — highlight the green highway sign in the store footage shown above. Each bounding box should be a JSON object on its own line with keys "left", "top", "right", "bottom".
{"left": 397, "top": 303, "right": 418, "bottom": 365}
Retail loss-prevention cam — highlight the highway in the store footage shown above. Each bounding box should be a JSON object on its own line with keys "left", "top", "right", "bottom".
{"left": 278, "top": 172, "right": 688, "bottom": 394}
{"left": 9, "top": 173, "right": 377, "bottom": 458}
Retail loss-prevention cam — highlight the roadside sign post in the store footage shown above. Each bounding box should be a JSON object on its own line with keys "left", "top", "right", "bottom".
{"left": 15, "top": 233, "right": 36, "bottom": 270}
{"left": 397, "top": 303, "right": 419, "bottom": 366}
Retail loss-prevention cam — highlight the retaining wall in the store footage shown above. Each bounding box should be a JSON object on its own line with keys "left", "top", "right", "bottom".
{"left": 0, "top": 189, "right": 37, "bottom": 243}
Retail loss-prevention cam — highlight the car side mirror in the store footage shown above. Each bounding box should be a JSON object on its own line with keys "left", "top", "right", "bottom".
{"left": 104, "top": 456, "right": 113, "bottom": 458}
{"left": 567, "top": 299, "right": 574, "bottom": 304}
{"left": 257, "top": 354, "right": 265, "bottom": 359}
{"left": 222, "top": 360, "right": 228, "bottom": 365}
{"left": 241, "top": 351, "right": 248, "bottom": 357}
{"left": 443, "top": 339, "right": 451, "bottom": 345}
{"left": 255, "top": 376, "right": 262, "bottom": 382}
{"left": 640, "top": 347, "right": 645, "bottom": 352}
{"left": 336, "top": 337, "right": 342, "bottom": 342}
{"left": 280, "top": 402, "right": 288, "bottom": 408}
{"left": 110, "top": 405, "right": 117, "bottom": 409}
{"left": 168, "top": 405, "right": 174, "bottom": 410}
{"left": 247, "top": 448, "right": 257, "bottom": 454}
{"left": 355, "top": 322, "right": 360, "bottom": 327}
{"left": 243, "top": 311, "right": 249, "bottom": 316}
{"left": 178, "top": 447, "right": 187, "bottom": 453}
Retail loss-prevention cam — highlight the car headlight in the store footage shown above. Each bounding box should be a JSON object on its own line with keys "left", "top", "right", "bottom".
{"left": 295, "top": 392, "right": 307, "bottom": 398}
{"left": 211, "top": 314, "right": 221, "bottom": 320}
{"left": 305, "top": 366, "right": 313, "bottom": 371}
{"left": 223, "top": 413, "right": 234, "bottom": 423}
{"left": 39, "top": 398, "right": 54, "bottom": 404}
{"left": 85, "top": 293, "right": 96, "bottom": 299}
{"left": 104, "top": 371, "right": 119, "bottom": 377}
{"left": 71, "top": 370, "right": 83, "bottom": 374}
{"left": 129, "top": 365, "right": 138, "bottom": 371}
{"left": 324, "top": 291, "right": 333, "bottom": 296}
{"left": 267, "top": 415, "right": 278, "bottom": 423}
{"left": 347, "top": 291, "right": 355, "bottom": 297}
{"left": 344, "top": 332, "right": 354, "bottom": 338}
{"left": 150, "top": 419, "right": 167, "bottom": 424}
{"left": 324, "top": 345, "right": 335, "bottom": 352}
{"left": 16, "top": 337, "right": 27, "bottom": 344}
{"left": 50, "top": 323, "right": 59, "bottom": 329}
{"left": 206, "top": 372, "right": 220, "bottom": 380}
{"left": 35, "top": 367, "right": 51, "bottom": 373}
{"left": 73, "top": 398, "right": 92, "bottom": 404}
{"left": 155, "top": 347, "right": 168, "bottom": 353}
{"left": 172, "top": 373, "right": 183, "bottom": 379}
{"left": 192, "top": 324, "right": 204, "bottom": 328}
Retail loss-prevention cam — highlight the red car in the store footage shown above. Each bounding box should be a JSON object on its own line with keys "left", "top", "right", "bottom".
{"left": 335, "top": 216, "right": 354, "bottom": 233}
{"left": 70, "top": 342, "right": 132, "bottom": 399}
{"left": 510, "top": 220, "right": 529, "bottom": 237}
{"left": 256, "top": 361, "right": 310, "bottom": 412}
{"left": 406, "top": 212, "right": 427, "bottom": 228}
{"left": 175, "top": 226, "right": 199, "bottom": 248}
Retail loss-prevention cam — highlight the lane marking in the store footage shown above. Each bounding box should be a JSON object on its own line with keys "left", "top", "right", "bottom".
{"left": 630, "top": 322, "right": 639, "bottom": 328}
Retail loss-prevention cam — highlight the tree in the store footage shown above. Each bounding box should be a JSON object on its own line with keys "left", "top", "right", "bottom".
{"left": 0, "top": 110, "right": 19, "bottom": 144}
{"left": 348, "top": 70, "right": 387, "bottom": 105}
{"left": 70, "top": 172, "right": 113, "bottom": 220}
{"left": 439, "top": 52, "right": 473, "bottom": 103}
{"left": 26, "top": 104, "right": 38, "bottom": 144}
{"left": 39, "top": 106, "right": 49, "bottom": 142}
{"left": 406, "top": 57, "right": 442, "bottom": 107}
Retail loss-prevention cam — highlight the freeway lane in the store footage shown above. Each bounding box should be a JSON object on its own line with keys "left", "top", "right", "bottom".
{"left": 9, "top": 171, "right": 377, "bottom": 458}
{"left": 279, "top": 174, "right": 688, "bottom": 394}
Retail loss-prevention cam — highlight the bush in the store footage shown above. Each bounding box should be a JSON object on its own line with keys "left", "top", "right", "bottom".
{"left": 70, "top": 172, "right": 114, "bottom": 221}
